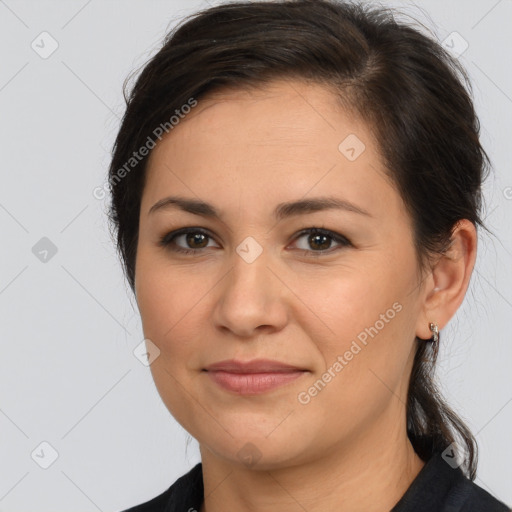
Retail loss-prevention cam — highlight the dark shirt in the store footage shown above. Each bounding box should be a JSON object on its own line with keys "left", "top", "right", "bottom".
{"left": 121, "top": 452, "right": 510, "bottom": 511}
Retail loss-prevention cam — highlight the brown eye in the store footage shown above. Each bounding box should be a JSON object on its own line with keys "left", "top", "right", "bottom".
{"left": 158, "top": 226, "right": 351, "bottom": 257}
{"left": 308, "top": 233, "right": 332, "bottom": 250}
{"left": 292, "top": 228, "right": 351, "bottom": 256}
{"left": 184, "top": 232, "right": 209, "bottom": 249}
{"left": 159, "top": 228, "right": 219, "bottom": 254}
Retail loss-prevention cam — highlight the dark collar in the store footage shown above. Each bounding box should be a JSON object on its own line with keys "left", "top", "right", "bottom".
{"left": 391, "top": 452, "right": 466, "bottom": 511}
{"left": 160, "top": 452, "right": 508, "bottom": 512}
{"left": 163, "top": 462, "right": 203, "bottom": 512}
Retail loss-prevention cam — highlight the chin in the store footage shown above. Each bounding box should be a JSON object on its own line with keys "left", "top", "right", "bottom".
{"left": 198, "top": 428, "right": 317, "bottom": 472}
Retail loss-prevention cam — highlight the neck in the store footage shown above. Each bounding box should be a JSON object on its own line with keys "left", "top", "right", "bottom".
{"left": 198, "top": 411, "right": 425, "bottom": 512}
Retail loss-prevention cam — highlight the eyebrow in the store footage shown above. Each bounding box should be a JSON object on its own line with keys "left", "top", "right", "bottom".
{"left": 148, "top": 195, "right": 372, "bottom": 220}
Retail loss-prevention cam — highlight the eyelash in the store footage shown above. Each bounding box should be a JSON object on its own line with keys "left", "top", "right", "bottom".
{"left": 158, "top": 226, "right": 352, "bottom": 257}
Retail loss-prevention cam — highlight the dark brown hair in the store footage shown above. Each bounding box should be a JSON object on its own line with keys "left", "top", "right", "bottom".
{"left": 107, "top": 0, "right": 491, "bottom": 479}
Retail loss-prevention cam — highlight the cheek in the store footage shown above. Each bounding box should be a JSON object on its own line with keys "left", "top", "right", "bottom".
{"left": 289, "top": 258, "right": 405, "bottom": 346}
{"left": 135, "top": 253, "right": 212, "bottom": 430}
{"left": 136, "top": 246, "right": 207, "bottom": 337}
{"left": 292, "top": 259, "right": 416, "bottom": 415}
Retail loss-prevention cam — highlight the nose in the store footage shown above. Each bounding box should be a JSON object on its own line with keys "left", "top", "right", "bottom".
{"left": 212, "top": 247, "right": 289, "bottom": 338}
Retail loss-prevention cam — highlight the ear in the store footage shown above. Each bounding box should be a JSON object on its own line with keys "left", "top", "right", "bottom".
{"left": 415, "top": 219, "right": 478, "bottom": 340}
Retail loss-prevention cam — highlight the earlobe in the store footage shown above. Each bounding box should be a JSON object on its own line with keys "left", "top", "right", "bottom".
{"left": 415, "top": 219, "right": 477, "bottom": 341}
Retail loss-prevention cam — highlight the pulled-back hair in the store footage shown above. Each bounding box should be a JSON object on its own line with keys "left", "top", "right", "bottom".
{"left": 107, "top": 0, "right": 491, "bottom": 479}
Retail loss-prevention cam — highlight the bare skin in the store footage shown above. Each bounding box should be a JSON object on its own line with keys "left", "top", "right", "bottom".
{"left": 134, "top": 78, "right": 477, "bottom": 512}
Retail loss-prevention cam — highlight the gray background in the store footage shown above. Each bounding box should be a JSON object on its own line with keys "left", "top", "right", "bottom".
{"left": 0, "top": 0, "right": 511, "bottom": 510}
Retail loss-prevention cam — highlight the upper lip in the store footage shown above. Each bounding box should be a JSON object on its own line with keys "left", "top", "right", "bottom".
{"left": 204, "top": 359, "right": 306, "bottom": 373}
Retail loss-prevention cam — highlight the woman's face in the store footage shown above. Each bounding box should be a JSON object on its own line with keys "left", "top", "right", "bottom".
{"left": 135, "top": 79, "right": 427, "bottom": 469}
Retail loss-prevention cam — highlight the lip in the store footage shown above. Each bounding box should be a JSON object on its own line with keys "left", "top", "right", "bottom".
{"left": 204, "top": 358, "right": 305, "bottom": 373}
{"left": 205, "top": 370, "right": 306, "bottom": 394}
{"left": 203, "top": 359, "right": 308, "bottom": 395}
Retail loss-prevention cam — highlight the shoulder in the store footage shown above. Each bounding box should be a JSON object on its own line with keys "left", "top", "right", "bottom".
{"left": 392, "top": 452, "right": 510, "bottom": 512}
{"left": 119, "top": 463, "right": 203, "bottom": 512}
{"left": 120, "top": 487, "right": 172, "bottom": 512}
{"left": 456, "top": 478, "right": 510, "bottom": 512}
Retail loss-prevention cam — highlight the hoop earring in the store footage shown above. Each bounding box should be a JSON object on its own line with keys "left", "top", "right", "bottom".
{"left": 429, "top": 322, "right": 439, "bottom": 343}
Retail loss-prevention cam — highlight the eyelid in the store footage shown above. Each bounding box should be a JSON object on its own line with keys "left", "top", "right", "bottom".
{"left": 158, "top": 227, "right": 219, "bottom": 250}
{"left": 158, "top": 226, "right": 352, "bottom": 255}
{"left": 293, "top": 227, "right": 351, "bottom": 246}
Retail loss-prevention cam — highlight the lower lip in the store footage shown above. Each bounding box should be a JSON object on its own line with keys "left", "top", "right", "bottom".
{"left": 205, "top": 370, "right": 306, "bottom": 394}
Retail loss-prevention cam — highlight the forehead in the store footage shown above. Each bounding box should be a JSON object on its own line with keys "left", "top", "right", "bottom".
{"left": 142, "top": 79, "right": 398, "bottom": 220}
{"left": 172, "top": 79, "right": 364, "bottom": 144}
{"left": 147, "top": 80, "right": 378, "bottom": 169}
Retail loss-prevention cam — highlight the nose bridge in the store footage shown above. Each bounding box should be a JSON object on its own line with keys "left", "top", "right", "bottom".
{"left": 229, "top": 234, "right": 273, "bottom": 297}
{"left": 212, "top": 233, "right": 288, "bottom": 335}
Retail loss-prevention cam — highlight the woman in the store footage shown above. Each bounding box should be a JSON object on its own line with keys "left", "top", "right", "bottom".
{"left": 108, "top": 1, "right": 510, "bottom": 510}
